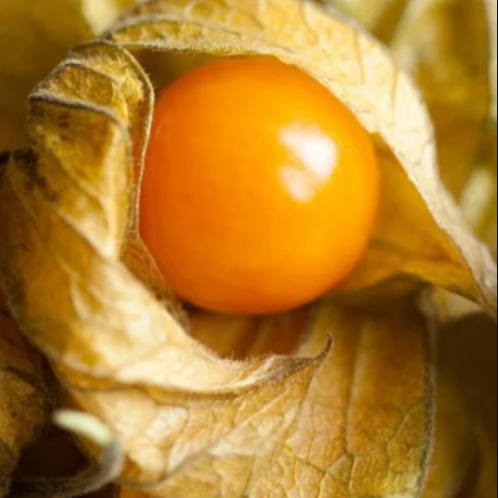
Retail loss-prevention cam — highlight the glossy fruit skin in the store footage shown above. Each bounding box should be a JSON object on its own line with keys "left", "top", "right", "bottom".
{"left": 140, "top": 57, "right": 380, "bottom": 315}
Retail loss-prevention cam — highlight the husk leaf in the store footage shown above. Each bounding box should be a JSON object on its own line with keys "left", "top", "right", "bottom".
{"left": 123, "top": 300, "right": 434, "bottom": 497}
{"left": 0, "top": 0, "right": 137, "bottom": 152}
{"left": 318, "top": 0, "right": 410, "bottom": 43}
{"left": 326, "top": 0, "right": 498, "bottom": 254}
{"left": 248, "top": 301, "right": 434, "bottom": 498}
{"left": 0, "top": 0, "right": 495, "bottom": 496}
{"left": 323, "top": 2, "right": 498, "bottom": 493}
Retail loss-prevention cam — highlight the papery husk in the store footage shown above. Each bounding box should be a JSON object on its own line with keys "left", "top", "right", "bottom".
{"left": 324, "top": 2, "right": 497, "bottom": 494}
{"left": 249, "top": 301, "right": 434, "bottom": 497}
{"left": 0, "top": 0, "right": 496, "bottom": 496}
{"left": 125, "top": 307, "right": 498, "bottom": 497}
{"left": 319, "top": 0, "right": 411, "bottom": 43}
{"left": 327, "top": 0, "right": 498, "bottom": 251}
{"left": 135, "top": 300, "right": 434, "bottom": 497}
{"left": 390, "top": 0, "right": 498, "bottom": 317}
{"left": 0, "top": 312, "right": 50, "bottom": 497}
{"left": 328, "top": 0, "right": 498, "bottom": 319}
{"left": 0, "top": 0, "right": 137, "bottom": 152}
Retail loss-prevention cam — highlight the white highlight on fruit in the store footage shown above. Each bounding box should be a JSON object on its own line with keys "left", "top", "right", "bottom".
{"left": 280, "top": 126, "right": 338, "bottom": 201}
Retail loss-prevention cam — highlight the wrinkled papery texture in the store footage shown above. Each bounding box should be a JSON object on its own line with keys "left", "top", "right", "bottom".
{"left": 120, "top": 304, "right": 494, "bottom": 498}
{"left": 0, "top": 0, "right": 495, "bottom": 496}
{"left": 138, "top": 301, "right": 433, "bottom": 497}
{"left": 319, "top": 0, "right": 411, "bottom": 42}
{"left": 0, "top": 312, "right": 50, "bottom": 497}
{"left": 242, "top": 302, "right": 433, "bottom": 498}
{"left": 322, "top": 0, "right": 498, "bottom": 493}
{"left": 324, "top": 0, "right": 498, "bottom": 256}
{"left": 322, "top": 0, "right": 497, "bottom": 323}
{"left": 0, "top": 1, "right": 137, "bottom": 492}
{"left": 0, "top": 0, "right": 137, "bottom": 152}
{"left": 389, "top": 0, "right": 498, "bottom": 264}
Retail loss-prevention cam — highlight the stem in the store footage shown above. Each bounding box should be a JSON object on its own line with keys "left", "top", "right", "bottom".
{"left": 11, "top": 411, "right": 124, "bottom": 498}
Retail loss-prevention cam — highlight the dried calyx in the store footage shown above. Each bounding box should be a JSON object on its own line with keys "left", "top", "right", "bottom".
{"left": 0, "top": 1, "right": 495, "bottom": 497}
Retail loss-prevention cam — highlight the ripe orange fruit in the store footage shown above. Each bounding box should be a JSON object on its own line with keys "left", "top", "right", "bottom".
{"left": 140, "top": 57, "right": 379, "bottom": 315}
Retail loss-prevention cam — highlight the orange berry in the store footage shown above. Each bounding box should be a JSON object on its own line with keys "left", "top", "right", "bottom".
{"left": 140, "top": 57, "right": 379, "bottom": 315}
